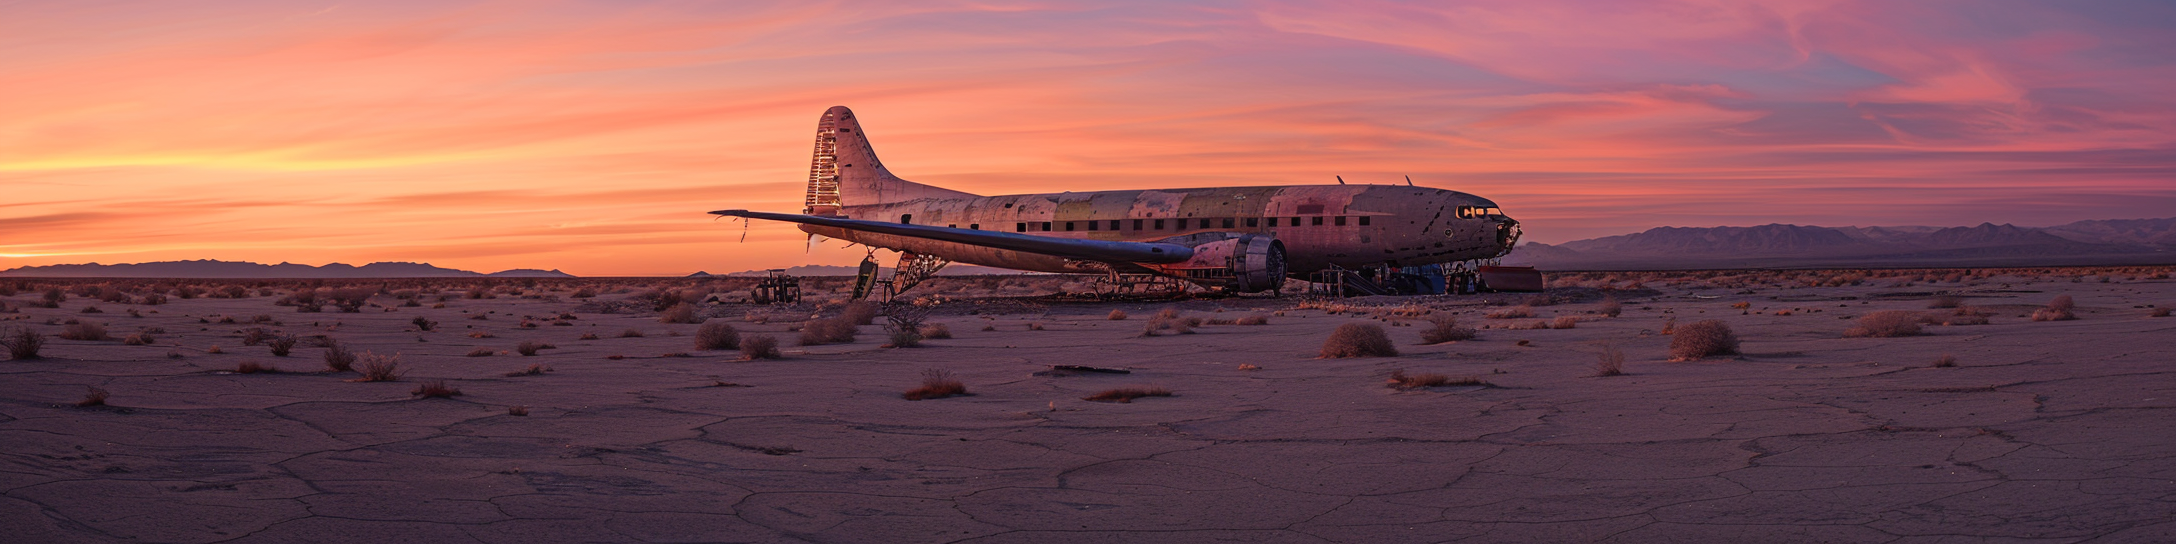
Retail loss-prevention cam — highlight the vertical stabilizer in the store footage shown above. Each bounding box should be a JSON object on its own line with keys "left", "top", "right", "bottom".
{"left": 804, "top": 106, "right": 978, "bottom": 215}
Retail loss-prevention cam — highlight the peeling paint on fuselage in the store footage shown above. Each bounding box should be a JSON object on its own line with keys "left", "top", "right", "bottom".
{"left": 804, "top": 185, "right": 1515, "bottom": 275}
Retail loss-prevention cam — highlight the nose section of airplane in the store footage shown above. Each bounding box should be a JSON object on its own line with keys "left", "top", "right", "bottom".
{"left": 1493, "top": 216, "right": 1522, "bottom": 257}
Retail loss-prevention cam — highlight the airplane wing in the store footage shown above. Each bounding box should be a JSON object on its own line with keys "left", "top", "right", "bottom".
{"left": 710, "top": 210, "right": 1195, "bottom": 264}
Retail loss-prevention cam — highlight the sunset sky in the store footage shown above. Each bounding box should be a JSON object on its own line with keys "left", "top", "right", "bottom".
{"left": 5, "top": 1, "right": 2174, "bottom": 276}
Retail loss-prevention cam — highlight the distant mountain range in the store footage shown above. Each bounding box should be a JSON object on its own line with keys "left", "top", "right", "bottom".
{"left": 1505, "top": 217, "right": 2176, "bottom": 269}
{"left": 0, "top": 260, "right": 576, "bottom": 278}
{"left": 707, "top": 264, "right": 1036, "bottom": 277}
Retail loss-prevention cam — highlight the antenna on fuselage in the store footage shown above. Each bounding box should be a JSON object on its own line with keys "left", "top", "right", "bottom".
{"left": 1405, "top": 175, "right": 1414, "bottom": 186}
{"left": 1335, "top": 175, "right": 1346, "bottom": 185}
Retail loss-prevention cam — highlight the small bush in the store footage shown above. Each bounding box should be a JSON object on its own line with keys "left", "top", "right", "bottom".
{"left": 516, "top": 341, "right": 547, "bottom": 356}
{"left": 741, "top": 335, "right": 782, "bottom": 359}
{"left": 1236, "top": 315, "right": 1269, "bottom": 326}
{"left": 659, "top": 303, "right": 700, "bottom": 324}
{"left": 1928, "top": 296, "right": 1962, "bottom": 309}
{"left": 2032, "top": 295, "right": 2077, "bottom": 321}
{"left": 123, "top": 332, "right": 154, "bottom": 345}
{"left": 411, "top": 380, "right": 461, "bottom": 398}
{"left": 411, "top": 317, "right": 437, "bottom": 331}
{"left": 505, "top": 363, "right": 551, "bottom": 377}
{"left": 918, "top": 323, "right": 952, "bottom": 339}
{"left": 267, "top": 335, "right": 298, "bottom": 356}
{"left": 885, "top": 329, "right": 923, "bottom": 348}
{"left": 1419, "top": 315, "right": 1476, "bottom": 344}
{"left": 1932, "top": 354, "right": 1957, "bottom": 368}
{"left": 3, "top": 326, "right": 45, "bottom": 360}
{"left": 1668, "top": 320, "right": 1739, "bottom": 361}
{"left": 1594, "top": 346, "right": 1626, "bottom": 377}
{"left": 1552, "top": 316, "right": 1579, "bottom": 329}
{"left": 77, "top": 386, "right": 110, "bottom": 407}
{"left": 59, "top": 322, "right": 108, "bottom": 341}
{"left": 353, "top": 352, "right": 403, "bottom": 382}
{"left": 1845, "top": 310, "right": 1923, "bottom": 338}
{"left": 324, "top": 342, "right": 356, "bottom": 372}
{"left": 1597, "top": 298, "right": 1623, "bottom": 317}
{"left": 798, "top": 318, "right": 857, "bottom": 345}
{"left": 1028, "top": 322, "right": 1046, "bottom": 331}
{"left": 508, "top": 405, "right": 530, "bottom": 416}
{"left": 1083, "top": 387, "right": 1172, "bottom": 403}
{"left": 1140, "top": 316, "right": 1194, "bottom": 336}
{"left": 1387, "top": 369, "right": 1483, "bottom": 389}
{"left": 2152, "top": 307, "right": 2170, "bottom": 318}
{"left": 1154, "top": 307, "right": 1182, "bottom": 320}
{"left": 696, "top": 321, "right": 740, "bottom": 350}
{"left": 466, "top": 348, "right": 495, "bottom": 357}
{"left": 241, "top": 328, "right": 272, "bottom": 346}
{"left": 1107, "top": 310, "right": 1128, "bottom": 320}
{"left": 80, "top": 305, "right": 102, "bottom": 314}
{"left": 902, "top": 369, "right": 967, "bottom": 400}
{"left": 235, "top": 361, "right": 278, "bottom": 374}
{"left": 842, "top": 301, "right": 880, "bottom": 325}
{"left": 620, "top": 329, "right": 645, "bottom": 338}
{"left": 1321, "top": 323, "right": 1397, "bottom": 358}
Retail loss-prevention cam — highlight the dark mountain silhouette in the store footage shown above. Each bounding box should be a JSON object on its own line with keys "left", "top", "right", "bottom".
{"left": 1509, "top": 218, "right": 2176, "bottom": 269}
{"left": 0, "top": 260, "right": 576, "bottom": 278}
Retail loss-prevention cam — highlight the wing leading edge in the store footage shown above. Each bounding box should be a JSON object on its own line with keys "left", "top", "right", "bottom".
{"left": 710, "top": 210, "right": 1195, "bottom": 264}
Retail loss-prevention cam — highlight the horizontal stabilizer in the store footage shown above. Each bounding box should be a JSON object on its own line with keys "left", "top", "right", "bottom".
{"left": 711, "top": 210, "right": 1195, "bottom": 264}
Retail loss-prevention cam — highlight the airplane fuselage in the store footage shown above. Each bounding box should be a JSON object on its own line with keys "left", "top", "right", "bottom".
{"left": 802, "top": 184, "right": 1517, "bottom": 276}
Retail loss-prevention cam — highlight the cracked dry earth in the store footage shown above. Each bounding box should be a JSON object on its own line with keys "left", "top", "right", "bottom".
{"left": 4, "top": 278, "right": 2175, "bottom": 543}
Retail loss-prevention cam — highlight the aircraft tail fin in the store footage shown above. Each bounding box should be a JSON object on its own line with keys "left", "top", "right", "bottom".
{"left": 804, "top": 106, "right": 978, "bottom": 215}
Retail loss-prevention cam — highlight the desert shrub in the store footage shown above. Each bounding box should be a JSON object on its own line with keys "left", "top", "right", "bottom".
{"left": 1321, "top": 323, "right": 1397, "bottom": 358}
{"left": 504, "top": 364, "right": 551, "bottom": 377}
{"left": 323, "top": 342, "right": 356, "bottom": 372}
{"left": 327, "top": 288, "right": 374, "bottom": 313}
{"left": 516, "top": 341, "right": 548, "bottom": 356}
{"left": 235, "top": 361, "right": 278, "bottom": 374}
{"left": 1236, "top": 315, "right": 1269, "bottom": 326}
{"left": 79, "top": 305, "right": 102, "bottom": 314}
{"left": 886, "top": 329, "right": 923, "bottom": 348}
{"left": 1668, "top": 320, "right": 1739, "bottom": 361}
{"left": 1597, "top": 298, "right": 1622, "bottom": 317}
{"left": 123, "top": 332, "right": 154, "bottom": 345}
{"left": 1932, "top": 354, "right": 1957, "bottom": 368}
{"left": 267, "top": 335, "right": 298, "bottom": 356}
{"left": 1028, "top": 322, "right": 1046, "bottom": 331}
{"left": 1928, "top": 296, "right": 1962, "bottom": 309}
{"left": 918, "top": 323, "right": 952, "bottom": 339}
{"left": 1140, "top": 315, "right": 1194, "bottom": 336}
{"left": 508, "top": 405, "right": 530, "bottom": 416}
{"left": 1388, "top": 369, "right": 1483, "bottom": 389}
{"left": 2031, "top": 295, "right": 2077, "bottom": 321}
{"left": 2154, "top": 307, "right": 2171, "bottom": 318}
{"left": 411, "top": 380, "right": 461, "bottom": 398}
{"left": 140, "top": 293, "right": 167, "bottom": 305}
{"left": 842, "top": 301, "right": 880, "bottom": 326}
{"left": 695, "top": 321, "right": 740, "bottom": 350}
{"left": 1661, "top": 318, "right": 1677, "bottom": 335}
{"left": 1485, "top": 306, "right": 1533, "bottom": 319}
{"left": 798, "top": 318, "right": 857, "bottom": 345}
{"left": 60, "top": 322, "right": 108, "bottom": 341}
{"left": 1845, "top": 310, "right": 1923, "bottom": 338}
{"left": 1419, "top": 316, "right": 1476, "bottom": 344}
{"left": 1154, "top": 307, "right": 1183, "bottom": 320}
{"left": 571, "top": 287, "right": 598, "bottom": 298}
{"left": 1552, "top": 316, "right": 1579, "bottom": 329}
{"left": 240, "top": 328, "right": 272, "bottom": 346}
{"left": 353, "top": 352, "right": 404, "bottom": 382}
{"left": 659, "top": 302, "right": 700, "bottom": 324}
{"left": 218, "top": 285, "right": 249, "bottom": 299}
{"left": 902, "top": 368, "right": 967, "bottom": 400}
{"left": 741, "top": 335, "right": 782, "bottom": 359}
{"left": 3, "top": 326, "right": 44, "bottom": 360}
{"left": 1107, "top": 310, "right": 1128, "bottom": 320}
{"left": 1083, "top": 387, "right": 1172, "bottom": 403}
{"left": 466, "top": 348, "right": 495, "bottom": 357}
{"left": 620, "top": 328, "right": 645, "bottom": 338}
{"left": 76, "top": 386, "right": 109, "bottom": 407}
{"left": 1594, "top": 346, "right": 1626, "bottom": 376}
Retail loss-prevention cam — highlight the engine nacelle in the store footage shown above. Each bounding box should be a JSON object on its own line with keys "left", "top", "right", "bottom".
{"left": 1148, "top": 234, "right": 1288, "bottom": 293}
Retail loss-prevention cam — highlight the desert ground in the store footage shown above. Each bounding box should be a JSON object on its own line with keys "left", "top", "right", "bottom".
{"left": 2, "top": 268, "right": 2173, "bottom": 543}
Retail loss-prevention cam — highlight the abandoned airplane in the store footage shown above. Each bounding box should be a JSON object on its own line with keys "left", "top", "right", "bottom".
{"left": 712, "top": 106, "right": 1523, "bottom": 295}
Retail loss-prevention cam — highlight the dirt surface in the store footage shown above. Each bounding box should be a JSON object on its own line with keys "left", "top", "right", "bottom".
{"left": 2, "top": 270, "right": 2173, "bottom": 543}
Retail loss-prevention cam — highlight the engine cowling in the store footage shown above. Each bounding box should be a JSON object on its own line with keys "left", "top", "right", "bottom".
{"left": 1149, "top": 234, "right": 1287, "bottom": 293}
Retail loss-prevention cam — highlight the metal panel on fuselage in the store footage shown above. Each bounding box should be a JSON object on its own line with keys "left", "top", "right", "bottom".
{"left": 812, "top": 185, "right": 1506, "bottom": 274}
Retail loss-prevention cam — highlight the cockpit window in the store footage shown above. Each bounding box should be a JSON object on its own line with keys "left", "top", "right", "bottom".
{"left": 1455, "top": 206, "right": 1503, "bottom": 218}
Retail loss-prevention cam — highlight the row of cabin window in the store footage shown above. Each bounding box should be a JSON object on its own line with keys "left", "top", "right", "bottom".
{"left": 1004, "top": 216, "right": 1372, "bottom": 233}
